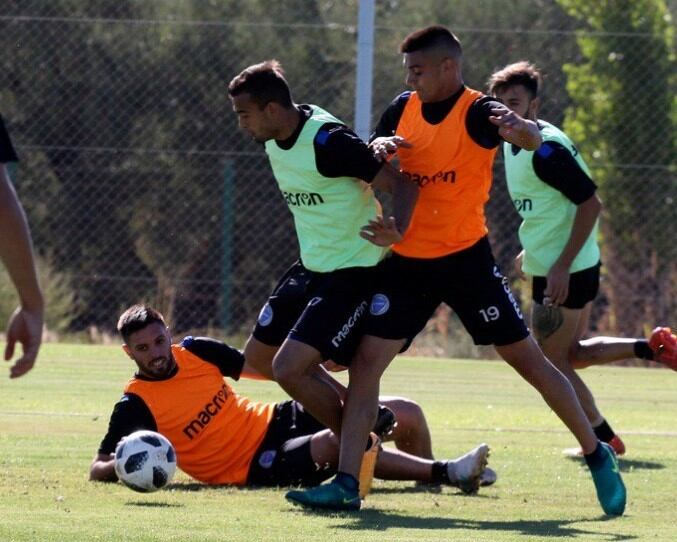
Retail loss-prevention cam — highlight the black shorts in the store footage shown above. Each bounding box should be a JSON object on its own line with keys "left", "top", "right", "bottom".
{"left": 246, "top": 400, "right": 335, "bottom": 487}
{"left": 252, "top": 260, "right": 377, "bottom": 365}
{"left": 364, "top": 237, "right": 529, "bottom": 347}
{"left": 532, "top": 263, "right": 600, "bottom": 309}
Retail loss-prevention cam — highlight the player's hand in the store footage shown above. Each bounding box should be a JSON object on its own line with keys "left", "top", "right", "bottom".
{"left": 514, "top": 250, "right": 526, "bottom": 280}
{"left": 489, "top": 106, "right": 530, "bottom": 139}
{"left": 360, "top": 216, "right": 402, "bottom": 247}
{"left": 5, "top": 305, "right": 43, "bottom": 379}
{"left": 544, "top": 263, "right": 570, "bottom": 306}
{"left": 369, "top": 136, "right": 412, "bottom": 161}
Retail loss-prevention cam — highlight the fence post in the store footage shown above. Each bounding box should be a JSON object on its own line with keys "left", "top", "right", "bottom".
{"left": 354, "top": 0, "right": 375, "bottom": 141}
{"left": 221, "top": 159, "right": 235, "bottom": 330}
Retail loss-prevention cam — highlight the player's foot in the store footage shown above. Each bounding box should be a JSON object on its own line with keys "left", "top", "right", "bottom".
{"left": 608, "top": 435, "right": 626, "bottom": 456}
{"left": 286, "top": 479, "right": 361, "bottom": 511}
{"left": 563, "top": 434, "right": 626, "bottom": 457}
{"left": 446, "top": 443, "right": 490, "bottom": 494}
{"left": 649, "top": 327, "right": 677, "bottom": 370}
{"left": 479, "top": 466, "right": 497, "bottom": 487}
{"left": 589, "top": 442, "right": 626, "bottom": 516}
{"left": 373, "top": 405, "right": 397, "bottom": 439}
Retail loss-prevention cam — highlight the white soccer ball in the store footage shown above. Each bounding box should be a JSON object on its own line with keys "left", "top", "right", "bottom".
{"left": 114, "top": 430, "right": 177, "bottom": 493}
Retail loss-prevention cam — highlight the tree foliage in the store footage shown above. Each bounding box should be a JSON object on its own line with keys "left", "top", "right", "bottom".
{"left": 558, "top": 0, "right": 675, "bottom": 332}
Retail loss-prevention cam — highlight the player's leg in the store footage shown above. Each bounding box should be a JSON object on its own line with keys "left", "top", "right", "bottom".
{"left": 567, "top": 303, "right": 626, "bottom": 454}
{"left": 273, "top": 339, "right": 343, "bottom": 433}
{"left": 246, "top": 260, "right": 315, "bottom": 379}
{"left": 337, "top": 336, "right": 405, "bottom": 479}
{"left": 380, "top": 396, "right": 497, "bottom": 486}
{"left": 306, "top": 431, "right": 489, "bottom": 494}
{"left": 573, "top": 329, "right": 677, "bottom": 370}
{"left": 243, "top": 336, "right": 278, "bottom": 379}
{"left": 495, "top": 336, "right": 599, "bottom": 451}
{"left": 285, "top": 254, "right": 437, "bottom": 510}
{"left": 379, "top": 396, "right": 433, "bottom": 458}
{"left": 532, "top": 302, "right": 605, "bottom": 426}
{"left": 448, "top": 239, "right": 625, "bottom": 515}
{"left": 374, "top": 443, "right": 490, "bottom": 494}
{"left": 273, "top": 265, "right": 378, "bottom": 436}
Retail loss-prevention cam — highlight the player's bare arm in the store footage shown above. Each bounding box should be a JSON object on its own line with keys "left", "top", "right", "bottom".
{"left": 544, "top": 193, "right": 602, "bottom": 306}
{"left": 361, "top": 163, "right": 419, "bottom": 246}
{"left": 489, "top": 106, "right": 541, "bottom": 150}
{"left": 0, "top": 165, "right": 44, "bottom": 379}
{"left": 89, "top": 453, "right": 117, "bottom": 482}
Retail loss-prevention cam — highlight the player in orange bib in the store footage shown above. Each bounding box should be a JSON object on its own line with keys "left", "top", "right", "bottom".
{"left": 89, "top": 304, "right": 492, "bottom": 492}
{"left": 291, "top": 26, "right": 625, "bottom": 516}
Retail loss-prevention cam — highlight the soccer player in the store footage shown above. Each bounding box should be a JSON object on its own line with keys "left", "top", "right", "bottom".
{"left": 89, "top": 305, "right": 491, "bottom": 493}
{"left": 228, "top": 61, "right": 427, "bottom": 507}
{"left": 487, "top": 60, "right": 677, "bottom": 456}
{"left": 288, "top": 26, "right": 625, "bottom": 516}
{"left": 0, "top": 113, "right": 44, "bottom": 379}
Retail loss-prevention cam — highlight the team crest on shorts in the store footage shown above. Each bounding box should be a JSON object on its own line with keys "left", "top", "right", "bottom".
{"left": 258, "top": 450, "right": 277, "bottom": 469}
{"left": 370, "top": 293, "right": 390, "bottom": 316}
{"left": 257, "top": 303, "right": 274, "bottom": 327}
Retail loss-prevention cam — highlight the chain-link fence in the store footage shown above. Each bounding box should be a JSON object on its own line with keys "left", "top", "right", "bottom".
{"left": 1, "top": 1, "right": 674, "bottom": 357}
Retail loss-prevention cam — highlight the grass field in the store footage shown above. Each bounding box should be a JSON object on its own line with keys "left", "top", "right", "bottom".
{"left": 1, "top": 343, "right": 676, "bottom": 541}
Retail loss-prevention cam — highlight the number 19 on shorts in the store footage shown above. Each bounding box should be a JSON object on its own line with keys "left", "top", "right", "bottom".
{"left": 479, "top": 306, "right": 500, "bottom": 322}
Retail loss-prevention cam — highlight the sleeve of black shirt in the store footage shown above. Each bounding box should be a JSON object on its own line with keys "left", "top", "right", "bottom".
{"left": 532, "top": 141, "right": 597, "bottom": 204}
{"left": 313, "top": 123, "right": 383, "bottom": 182}
{"left": 465, "top": 96, "right": 503, "bottom": 149}
{"left": 0, "top": 114, "right": 19, "bottom": 163}
{"left": 180, "top": 336, "right": 245, "bottom": 380}
{"left": 369, "top": 91, "right": 411, "bottom": 141}
{"left": 98, "top": 393, "right": 157, "bottom": 455}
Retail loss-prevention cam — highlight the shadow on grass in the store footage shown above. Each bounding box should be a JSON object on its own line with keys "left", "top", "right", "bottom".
{"left": 289, "top": 509, "right": 635, "bottom": 540}
{"left": 565, "top": 456, "right": 665, "bottom": 472}
{"left": 164, "top": 482, "right": 217, "bottom": 492}
{"left": 125, "top": 501, "right": 184, "bottom": 508}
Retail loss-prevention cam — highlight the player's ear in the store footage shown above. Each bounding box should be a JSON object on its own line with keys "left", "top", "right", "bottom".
{"left": 264, "top": 101, "right": 282, "bottom": 118}
{"left": 528, "top": 96, "right": 540, "bottom": 119}
{"left": 122, "top": 344, "right": 133, "bottom": 359}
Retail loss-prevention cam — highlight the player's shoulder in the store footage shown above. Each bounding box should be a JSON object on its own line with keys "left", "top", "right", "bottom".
{"left": 384, "top": 91, "right": 412, "bottom": 113}
{"left": 314, "top": 122, "right": 352, "bottom": 146}
{"left": 538, "top": 120, "right": 569, "bottom": 140}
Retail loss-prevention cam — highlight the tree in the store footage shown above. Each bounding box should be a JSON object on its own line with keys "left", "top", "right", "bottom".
{"left": 558, "top": 0, "right": 675, "bottom": 334}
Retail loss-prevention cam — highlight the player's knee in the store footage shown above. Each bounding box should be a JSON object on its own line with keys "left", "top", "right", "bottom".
{"left": 272, "top": 356, "right": 297, "bottom": 384}
{"left": 386, "top": 398, "right": 424, "bottom": 430}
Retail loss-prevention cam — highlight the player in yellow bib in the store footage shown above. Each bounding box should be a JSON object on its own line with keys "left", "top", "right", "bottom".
{"left": 488, "top": 61, "right": 677, "bottom": 457}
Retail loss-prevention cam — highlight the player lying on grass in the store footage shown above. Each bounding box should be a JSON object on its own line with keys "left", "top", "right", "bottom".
{"left": 487, "top": 61, "right": 677, "bottom": 457}
{"left": 90, "top": 304, "right": 493, "bottom": 493}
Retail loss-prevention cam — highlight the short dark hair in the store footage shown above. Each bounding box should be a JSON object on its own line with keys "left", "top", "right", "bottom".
{"left": 117, "top": 304, "right": 166, "bottom": 343}
{"left": 487, "top": 61, "right": 542, "bottom": 99}
{"left": 399, "top": 25, "right": 462, "bottom": 58}
{"left": 227, "top": 59, "right": 293, "bottom": 109}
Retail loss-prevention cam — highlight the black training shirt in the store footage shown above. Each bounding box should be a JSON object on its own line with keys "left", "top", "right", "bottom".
{"left": 275, "top": 105, "right": 383, "bottom": 182}
{"left": 369, "top": 87, "right": 504, "bottom": 149}
{"left": 510, "top": 124, "right": 597, "bottom": 204}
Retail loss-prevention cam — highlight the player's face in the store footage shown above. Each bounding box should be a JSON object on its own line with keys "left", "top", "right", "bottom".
{"left": 403, "top": 50, "right": 452, "bottom": 103}
{"left": 231, "top": 93, "right": 276, "bottom": 143}
{"left": 494, "top": 84, "right": 537, "bottom": 120}
{"left": 123, "top": 322, "right": 176, "bottom": 379}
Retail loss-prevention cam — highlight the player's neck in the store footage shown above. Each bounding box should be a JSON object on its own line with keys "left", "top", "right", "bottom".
{"left": 275, "top": 105, "right": 303, "bottom": 141}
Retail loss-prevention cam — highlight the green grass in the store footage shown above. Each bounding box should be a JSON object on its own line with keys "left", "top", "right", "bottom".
{"left": 1, "top": 343, "right": 676, "bottom": 541}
